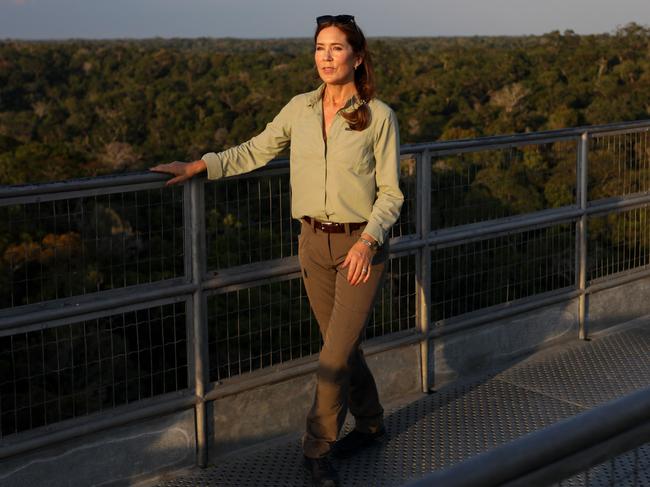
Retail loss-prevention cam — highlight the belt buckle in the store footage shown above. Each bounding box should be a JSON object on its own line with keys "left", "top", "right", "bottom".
{"left": 320, "top": 221, "right": 337, "bottom": 232}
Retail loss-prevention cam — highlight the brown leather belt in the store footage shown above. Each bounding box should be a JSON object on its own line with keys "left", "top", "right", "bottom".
{"left": 302, "top": 216, "right": 366, "bottom": 233}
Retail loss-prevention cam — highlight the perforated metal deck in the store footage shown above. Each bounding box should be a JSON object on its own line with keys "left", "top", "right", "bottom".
{"left": 555, "top": 444, "right": 650, "bottom": 487}
{"left": 157, "top": 324, "right": 650, "bottom": 487}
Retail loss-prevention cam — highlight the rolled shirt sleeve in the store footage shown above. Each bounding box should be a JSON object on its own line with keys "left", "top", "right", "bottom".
{"left": 202, "top": 97, "right": 295, "bottom": 180}
{"left": 363, "top": 109, "right": 405, "bottom": 245}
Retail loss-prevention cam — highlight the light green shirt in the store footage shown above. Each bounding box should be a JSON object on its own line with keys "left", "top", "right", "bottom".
{"left": 202, "top": 84, "right": 404, "bottom": 245}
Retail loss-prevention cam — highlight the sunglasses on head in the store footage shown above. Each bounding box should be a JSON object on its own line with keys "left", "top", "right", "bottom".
{"left": 316, "top": 15, "right": 356, "bottom": 25}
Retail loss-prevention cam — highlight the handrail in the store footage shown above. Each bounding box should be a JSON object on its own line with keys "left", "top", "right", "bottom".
{"left": 2, "top": 118, "right": 649, "bottom": 200}
{"left": 406, "top": 118, "right": 650, "bottom": 154}
{"left": 0, "top": 171, "right": 170, "bottom": 199}
{"left": 404, "top": 386, "right": 650, "bottom": 487}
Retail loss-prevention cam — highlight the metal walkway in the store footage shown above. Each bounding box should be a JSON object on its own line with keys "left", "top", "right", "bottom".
{"left": 157, "top": 322, "right": 650, "bottom": 487}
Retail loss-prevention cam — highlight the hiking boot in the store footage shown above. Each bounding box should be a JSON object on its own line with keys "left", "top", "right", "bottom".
{"left": 303, "top": 455, "right": 339, "bottom": 487}
{"left": 332, "top": 428, "right": 386, "bottom": 459}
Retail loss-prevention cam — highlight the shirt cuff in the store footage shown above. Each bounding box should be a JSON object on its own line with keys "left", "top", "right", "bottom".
{"left": 361, "top": 220, "right": 386, "bottom": 246}
{"left": 202, "top": 152, "right": 223, "bottom": 180}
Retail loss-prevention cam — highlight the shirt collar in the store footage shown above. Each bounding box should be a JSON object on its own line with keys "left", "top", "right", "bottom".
{"left": 306, "top": 84, "right": 326, "bottom": 107}
{"left": 306, "top": 83, "right": 365, "bottom": 111}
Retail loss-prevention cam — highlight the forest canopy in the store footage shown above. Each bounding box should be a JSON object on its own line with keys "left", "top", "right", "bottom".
{"left": 1, "top": 23, "right": 649, "bottom": 185}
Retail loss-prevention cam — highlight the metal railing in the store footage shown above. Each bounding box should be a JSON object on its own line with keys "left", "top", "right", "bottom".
{"left": 405, "top": 386, "right": 650, "bottom": 487}
{"left": 1, "top": 119, "right": 650, "bottom": 470}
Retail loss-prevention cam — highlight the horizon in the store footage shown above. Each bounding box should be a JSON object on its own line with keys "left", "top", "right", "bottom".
{"left": 1, "top": 25, "right": 647, "bottom": 43}
{"left": 1, "top": 0, "right": 649, "bottom": 40}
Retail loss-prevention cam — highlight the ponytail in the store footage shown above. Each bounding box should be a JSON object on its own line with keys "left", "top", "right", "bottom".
{"left": 340, "top": 50, "right": 375, "bottom": 131}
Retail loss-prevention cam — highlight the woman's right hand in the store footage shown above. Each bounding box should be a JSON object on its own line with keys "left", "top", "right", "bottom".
{"left": 149, "top": 160, "right": 206, "bottom": 186}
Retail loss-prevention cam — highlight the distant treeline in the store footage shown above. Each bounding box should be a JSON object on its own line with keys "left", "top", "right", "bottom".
{"left": 1, "top": 23, "right": 650, "bottom": 185}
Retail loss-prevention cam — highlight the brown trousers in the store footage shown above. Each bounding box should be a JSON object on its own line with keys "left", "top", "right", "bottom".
{"left": 299, "top": 219, "right": 388, "bottom": 458}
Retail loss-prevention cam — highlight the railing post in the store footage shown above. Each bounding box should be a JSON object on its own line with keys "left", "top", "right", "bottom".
{"left": 188, "top": 177, "right": 209, "bottom": 466}
{"left": 416, "top": 150, "right": 432, "bottom": 392}
{"left": 577, "top": 133, "right": 589, "bottom": 340}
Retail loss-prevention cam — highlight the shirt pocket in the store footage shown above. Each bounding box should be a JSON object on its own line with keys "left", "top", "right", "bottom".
{"left": 333, "top": 128, "right": 374, "bottom": 174}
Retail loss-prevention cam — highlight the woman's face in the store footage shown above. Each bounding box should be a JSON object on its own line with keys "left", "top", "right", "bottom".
{"left": 315, "top": 26, "right": 359, "bottom": 86}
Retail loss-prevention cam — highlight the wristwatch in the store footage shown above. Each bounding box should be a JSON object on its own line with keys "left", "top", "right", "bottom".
{"left": 358, "top": 237, "right": 379, "bottom": 250}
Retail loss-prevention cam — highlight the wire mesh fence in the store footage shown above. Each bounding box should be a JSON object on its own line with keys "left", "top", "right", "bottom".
{"left": 430, "top": 141, "right": 577, "bottom": 230}
{"left": 207, "top": 253, "right": 417, "bottom": 382}
{"left": 2, "top": 121, "right": 650, "bottom": 449}
{"left": 392, "top": 155, "right": 418, "bottom": 239}
{"left": 0, "top": 186, "right": 185, "bottom": 310}
{"left": 431, "top": 224, "right": 576, "bottom": 322}
{"left": 589, "top": 130, "right": 650, "bottom": 201}
{"left": 587, "top": 206, "right": 650, "bottom": 282}
{"left": 365, "top": 253, "right": 417, "bottom": 340}
{"left": 0, "top": 301, "right": 188, "bottom": 439}
{"left": 204, "top": 173, "right": 298, "bottom": 270}
{"left": 204, "top": 161, "right": 417, "bottom": 272}
{"left": 207, "top": 277, "right": 316, "bottom": 382}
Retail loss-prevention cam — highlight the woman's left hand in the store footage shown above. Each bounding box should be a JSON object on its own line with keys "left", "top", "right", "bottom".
{"left": 340, "top": 234, "right": 377, "bottom": 286}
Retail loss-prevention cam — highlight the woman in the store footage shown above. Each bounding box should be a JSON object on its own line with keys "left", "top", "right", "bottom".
{"left": 151, "top": 15, "right": 403, "bottom": 487}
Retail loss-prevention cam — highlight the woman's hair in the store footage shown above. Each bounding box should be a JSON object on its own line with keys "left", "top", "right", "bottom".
{"left": 314, "top": 19, "right": 375, "bottom": 131}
